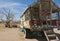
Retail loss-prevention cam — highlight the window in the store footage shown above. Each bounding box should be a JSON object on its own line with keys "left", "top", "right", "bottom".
{"left": 47, "top": 21, "right": 50, "bottom": 25}
{"left": 25, "top": 11, "right": 30, "bottom": 21}
{"left": 43, "top": 21, "right": 46, "bottom": 24}
{"left": 52, "top": 13, "right": 58, "bottom": 20}
{"left": 31, "top": 7, "right": 40, "bottom": 20}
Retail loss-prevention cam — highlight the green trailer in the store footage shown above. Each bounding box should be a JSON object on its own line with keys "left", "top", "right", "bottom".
{"left": 20, "top": 0, "right": 60, "bottom": 38}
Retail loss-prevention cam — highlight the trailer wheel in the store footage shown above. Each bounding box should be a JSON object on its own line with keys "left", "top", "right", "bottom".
{"left": 23, "top": 29, "right": 26, "bottom": 38}
{"left": 23, "top": 29, "right": 31, "bottom": 38}
{"left": 41, "top": 31, "right": 46, "bottom": 38}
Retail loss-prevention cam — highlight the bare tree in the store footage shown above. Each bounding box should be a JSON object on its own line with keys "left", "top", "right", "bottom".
{"left": 0, "top": 14, "right": 4, "bottom": 22}
{"left": 0, "top": 8, "right": 14, "bottom": 28}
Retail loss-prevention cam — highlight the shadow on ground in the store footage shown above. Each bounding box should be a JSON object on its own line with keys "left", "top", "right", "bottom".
{"left": 35, "top": 33, "right": 60, "bottom": 41}
{"left": 27, "top": 36, "right": 47, "bottom": 41}
{"left": 36, "top": 37, "right": 47, "bottom": 41}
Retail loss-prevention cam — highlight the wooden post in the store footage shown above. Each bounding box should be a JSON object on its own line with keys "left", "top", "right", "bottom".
{"left": 39, "top": 0, "right": 52, "bottom": 28}
{"left": 39, "top": 0, "right": 43, "bottom": 27}
{"left": 57, "top": 11, "right": 59, "bottom": 28}
{"left": 50, "top": 0, "right": 52, "bottom": 27}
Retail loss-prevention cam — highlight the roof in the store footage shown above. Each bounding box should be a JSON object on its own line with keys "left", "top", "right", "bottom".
{"left": 20, "top": 0, "right": 60, "bottom": 18}
{"left": 51, "top": 1, "right": 60, "bottom": 12}
{"left": 20, "top": 6, "right": 31, "bottom": 18}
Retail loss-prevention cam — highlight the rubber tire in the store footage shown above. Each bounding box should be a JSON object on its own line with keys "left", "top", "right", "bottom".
{"left": 23, "top": 29, "right": 31, "bottom": 38}
{"left": 41, "top": 31, "right": 45, "bottom": 37}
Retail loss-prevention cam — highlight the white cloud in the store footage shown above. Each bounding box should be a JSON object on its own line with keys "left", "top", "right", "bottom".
{"left": 0, "top": 1, "right": 28, "bottom": 21}
{"left": 0, "top": 2, "right": 27, "bottom": 8}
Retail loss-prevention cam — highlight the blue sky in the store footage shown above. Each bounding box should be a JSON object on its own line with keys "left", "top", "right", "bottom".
{"left": 0, "top": 0, "right": 60, "bottom": 21}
